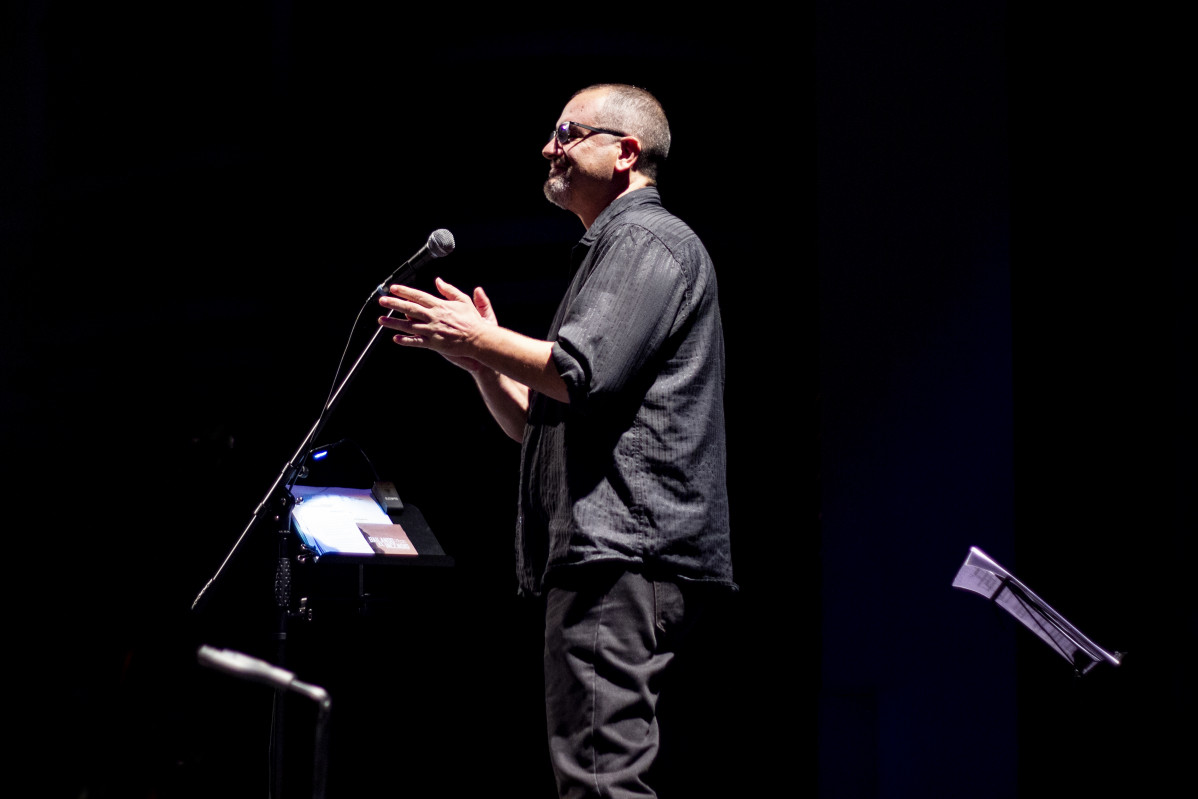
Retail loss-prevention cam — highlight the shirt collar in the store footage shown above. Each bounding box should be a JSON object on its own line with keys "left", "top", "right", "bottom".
{"left": 578, "top": 186, "right": 662, "bottom": 247}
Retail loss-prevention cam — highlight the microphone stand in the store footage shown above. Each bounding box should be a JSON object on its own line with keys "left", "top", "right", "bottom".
{"left": 191, "top": 315, "right": 395, "bottom": 613}
{"left": 191, "top": 310, "right": 398, "bottom": 798}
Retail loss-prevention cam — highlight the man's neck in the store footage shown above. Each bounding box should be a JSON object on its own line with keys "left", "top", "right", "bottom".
{"left": 577, "top": 176, "right": 655, "bottom": 230}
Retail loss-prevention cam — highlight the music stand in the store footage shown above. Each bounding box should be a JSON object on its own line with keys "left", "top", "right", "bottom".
{"left": 287, "top": 487, "right": 454, "bottom": 618}
{"left": 952, "top": 546, "right": 1124, "bottom": 675}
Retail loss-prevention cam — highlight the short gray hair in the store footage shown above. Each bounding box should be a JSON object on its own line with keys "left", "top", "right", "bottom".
{"left": 575, "top": 84, "right": 671, "bottom": 183}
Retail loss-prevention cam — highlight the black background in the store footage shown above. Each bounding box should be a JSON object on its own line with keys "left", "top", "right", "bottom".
{"left": 2, "top": 5, "right": 1191, "bottom": 798}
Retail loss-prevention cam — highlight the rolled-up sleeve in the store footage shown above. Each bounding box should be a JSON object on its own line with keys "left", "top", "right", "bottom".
{"left": 552, "top": 224, "right": 689, "bottom": 410}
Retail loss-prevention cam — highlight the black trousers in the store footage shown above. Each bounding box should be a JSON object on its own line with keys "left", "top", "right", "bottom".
{"left": 543, "top": 567, "right": 708, "bottom": 799}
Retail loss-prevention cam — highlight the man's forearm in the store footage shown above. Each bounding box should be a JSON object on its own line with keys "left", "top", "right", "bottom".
{"left": 470, "top": 325, "right": 570, "bottom": 405}
{"left": 473, "top": 369, "right": 531, "bottom": 442}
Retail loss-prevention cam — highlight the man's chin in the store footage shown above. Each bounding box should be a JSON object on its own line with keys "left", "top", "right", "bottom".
{"left": 543, "top": 179, "right": 570, "bottom": 210}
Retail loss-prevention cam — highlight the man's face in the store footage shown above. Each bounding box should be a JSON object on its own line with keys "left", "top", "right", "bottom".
{"left": 542, "top": 89, "right": 619, "bottom": 213}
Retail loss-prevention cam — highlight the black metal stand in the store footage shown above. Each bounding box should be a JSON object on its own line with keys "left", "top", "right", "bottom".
{"left": 271, "top": 491, "right": 296, "bottom": 799}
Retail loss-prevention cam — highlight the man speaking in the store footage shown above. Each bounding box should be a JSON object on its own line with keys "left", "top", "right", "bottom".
{"left": 379, "top": 83, "right": 734, "bottom": 798}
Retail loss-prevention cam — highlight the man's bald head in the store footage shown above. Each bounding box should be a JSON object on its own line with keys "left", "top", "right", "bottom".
{"left": 573, "top": 84, "right": 671, "bottom": 183}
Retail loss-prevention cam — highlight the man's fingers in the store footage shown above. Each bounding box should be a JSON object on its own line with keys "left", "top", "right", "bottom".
{"left": 379, "top": 296, "right": 428, "bottom": 320}
{"left": 386, "top": 284, "right": 435, "bottom": 305}
{"left": 472, "top": 286, "right": 496, "bottom": 320}
{"left": 378, "top": 314, "right": 422, "bottom": 333}
{"left": 434, "top": 277, "right": 471, "bottom": 302}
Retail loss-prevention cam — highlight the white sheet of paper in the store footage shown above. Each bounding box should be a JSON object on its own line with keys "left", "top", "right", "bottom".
{"left": 290, "top": 486, "right": 384, "bottom": 555}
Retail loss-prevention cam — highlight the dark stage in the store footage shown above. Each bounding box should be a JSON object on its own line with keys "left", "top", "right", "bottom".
{"left": 2, "top": 6, "right": 1192, "bottom": 798}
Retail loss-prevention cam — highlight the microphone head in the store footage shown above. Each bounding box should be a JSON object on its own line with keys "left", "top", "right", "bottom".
{"left": 427, "top": 228, "right": 455, "bottom": 258}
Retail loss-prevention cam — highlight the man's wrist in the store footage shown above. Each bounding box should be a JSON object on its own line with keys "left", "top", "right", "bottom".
{"left": 471, "top": 365, "right": 502, "bottom": 385}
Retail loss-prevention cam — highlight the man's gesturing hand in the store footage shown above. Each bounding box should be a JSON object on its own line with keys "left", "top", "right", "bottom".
{"left": 379, "top": 278, "right": 496, "bottom": 368}
{"left": 380, "top": 276, "right": 566, "bottom": 404}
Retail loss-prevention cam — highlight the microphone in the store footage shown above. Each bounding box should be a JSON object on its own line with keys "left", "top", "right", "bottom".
{"left": 376, "top": 228, "right": 456, "bottom": 295}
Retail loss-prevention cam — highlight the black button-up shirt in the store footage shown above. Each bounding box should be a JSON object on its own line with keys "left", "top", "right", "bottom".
{"left": 516, "top": 187, "right": 734, "bottom": 596}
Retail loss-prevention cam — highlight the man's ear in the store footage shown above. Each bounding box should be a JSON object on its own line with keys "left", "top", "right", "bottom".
{"left": 614, "top": 136, "right": 642, "bottom": 174}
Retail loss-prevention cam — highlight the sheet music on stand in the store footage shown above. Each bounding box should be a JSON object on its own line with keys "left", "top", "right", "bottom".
{"left": 952, "top": 547, "right": 1123, "bottom": 675}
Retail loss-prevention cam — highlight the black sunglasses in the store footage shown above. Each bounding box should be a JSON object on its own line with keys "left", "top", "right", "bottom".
{"left": 551, "top": 121, "right": 626, "bottom": 146}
